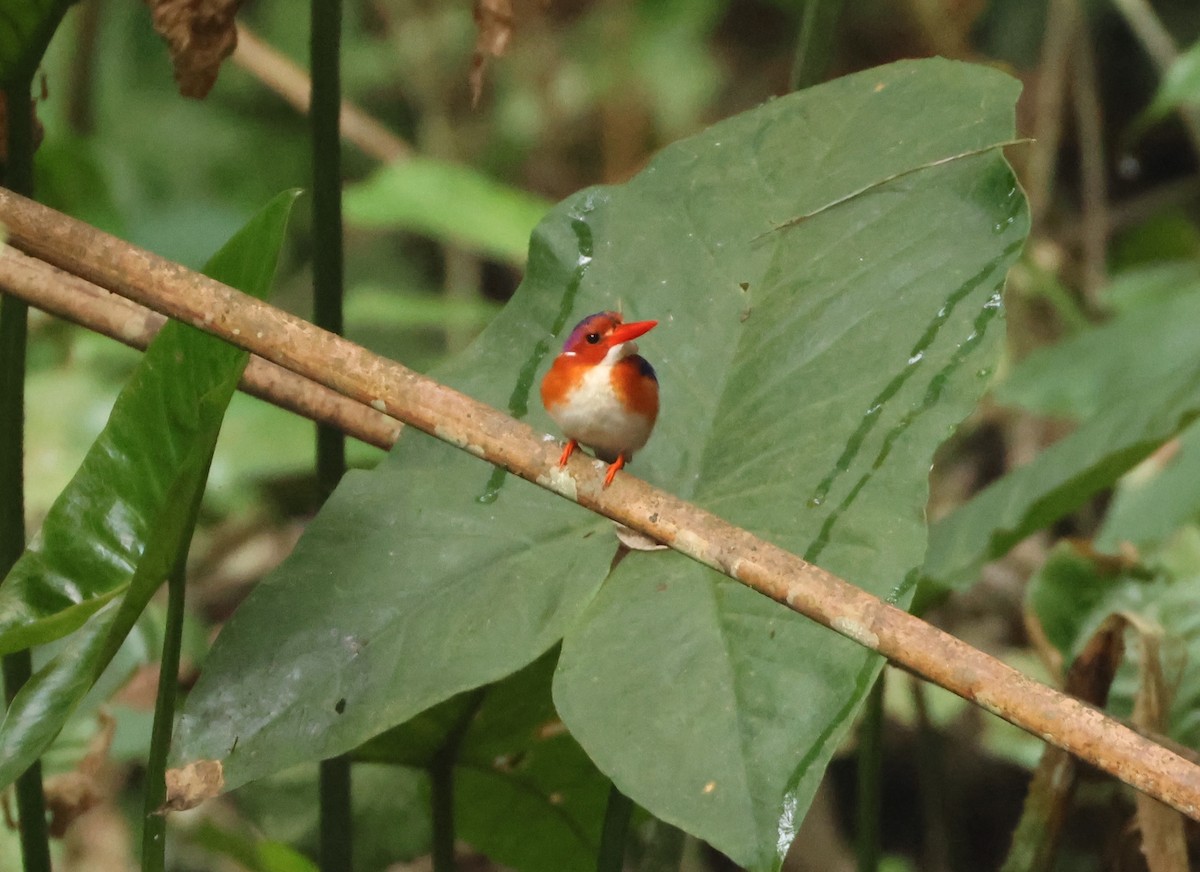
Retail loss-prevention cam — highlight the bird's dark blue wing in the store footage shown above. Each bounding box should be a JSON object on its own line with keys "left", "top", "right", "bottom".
{"left": 631, "top": 355, "right": 657, "bottom": 381}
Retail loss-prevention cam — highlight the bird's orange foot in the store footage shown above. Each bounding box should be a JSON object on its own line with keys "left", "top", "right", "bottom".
{"left": 557, "top": 439, "right": 579, "bottom": 467}
{"left": 603, "top": 454, "right": 628, "bottom": 488}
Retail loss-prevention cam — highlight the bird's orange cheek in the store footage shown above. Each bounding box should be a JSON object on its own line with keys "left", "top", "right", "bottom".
{"left": 540, "top": 359, "right": 586, "bottom": 410}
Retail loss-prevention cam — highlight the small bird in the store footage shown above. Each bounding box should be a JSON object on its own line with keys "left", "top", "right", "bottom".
{"left": 540, "top": 311, "right": 659, "bottom": 487}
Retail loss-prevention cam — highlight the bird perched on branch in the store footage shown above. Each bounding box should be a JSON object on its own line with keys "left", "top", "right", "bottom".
{"left": 540, "top": 311, "right": 659, "bottom": 487}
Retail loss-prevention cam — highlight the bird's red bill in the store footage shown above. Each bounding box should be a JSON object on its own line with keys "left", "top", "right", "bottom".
{"left": 609, "top": 319, "right": 657, "bottom": 344}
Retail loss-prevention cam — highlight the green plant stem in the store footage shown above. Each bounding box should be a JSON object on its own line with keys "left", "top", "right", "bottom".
{"left": 428, "top": 690, "right": 486, "bottom": 872}
{"left": 312, "top": 1, "right": 351, "bottom": 868}
{"left": 597, "top": 783, "right": 634, "bottom": 872}
{"left": 855, "top": 672, "right": 885, "bottom": 872}
{"left": 429, "top": 751, "right": 456, "bottom": 872}
{"left": 319, "top": 756, "right": 353, "bottom": 871}
{"left": 141, "top": 557, "right": 188, "bottom": 872}
{"left": 311, "top": 0, "right": 346, "bottom": 496}
{"left": 911, "top": 677, "right": 949, "bottom": 872}
{"left": 630, "top": 818, "right": 685, "bottom": 872}
{"left": 0, "top": 76, "right": 52, "bottom": 872}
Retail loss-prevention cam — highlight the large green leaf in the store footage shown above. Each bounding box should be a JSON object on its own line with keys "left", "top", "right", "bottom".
{"left": 0, "top": 0, "right": 74, "bottom": 85}
{"left": 926, "top": 263, "right": 1200, "bottom": 587}
{"left": 0, "top": 192, "right": 299, "bottom": 788}
{"left": 175, "top": 58, "right": 1026, "bottom": 869}
{"left": 343, "top": 156, "right": 551, "bottom": 265}
{"left": 356, "top": 650, "right": 609, "bottom": 872}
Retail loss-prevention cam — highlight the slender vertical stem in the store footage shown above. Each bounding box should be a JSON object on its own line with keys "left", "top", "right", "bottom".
{"left": 140, "top": 557, "right": 188, "bottom": 872}
{"left": 429, "top": 751, "right": 457, "bottom": 872}
{"left": 311, "top": 0, "right": 346, "bottom": 496}
{"left": 0, "top": 76, "right": 52, "bottom": 872}
{"left": 429, "top": 690, "right": 486, "bottom": 872}
{"left": 630, "top": 818, "right": 685, "bottom": 872}
{"left": 596, "top": 783, "right": 634, "bottom": 872}
{"left": 1027, "top": 0, "right": 1079, "bottom": 231}
{"left": 1069, "top": 14, "right": 1108, "bottom": 305}
{"left": 66, "top": 0, "right": 103, "bottom": 135}
{"left": 855, "top": 672, "right": 885, "bottom": 872}
{"left": 912, "top": 676, "right": 950, "bottom": 872}
{"left": 318, "top": 758, "right": 353, "bottom": 871}
{"left": 311, "top": 0, "right": 351, "bottom": 868}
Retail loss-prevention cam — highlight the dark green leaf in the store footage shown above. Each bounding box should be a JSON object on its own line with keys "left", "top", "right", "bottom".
{"left": 0, "top": 190, "right": 301, "bottom": 654}
{"left": 355, "top": 651, "right": 609, "bottom": 872}
{"left": 0, "top": 191, "right": 299, "bottom": 789}
{"left": 233, "top": 764, "right": 430, "bottom": 872}
{"left": 0, "top": 464, "right": 204, "bottom": 789}
{"left": 175, "top": 59, "right": 1025, "bottom": 869}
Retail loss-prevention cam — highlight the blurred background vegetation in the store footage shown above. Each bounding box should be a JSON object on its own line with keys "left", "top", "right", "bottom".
{"left": 9, "top": 0, "right": 1200, "bottom": 869}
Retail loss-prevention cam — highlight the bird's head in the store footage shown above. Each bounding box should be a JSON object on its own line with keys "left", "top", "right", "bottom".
{"left": 559, "top": 311, "right": 657, "bottom": 365}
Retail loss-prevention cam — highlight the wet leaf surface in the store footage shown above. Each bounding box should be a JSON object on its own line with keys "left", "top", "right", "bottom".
{"left": 927, "top": 263, "right": 1200, "bottom": 587}
{"left": 175, "top": 59, "right": 1026, "bottom": 868}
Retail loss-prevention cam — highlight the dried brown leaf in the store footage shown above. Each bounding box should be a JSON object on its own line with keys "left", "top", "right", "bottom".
{"left": 162, "top": 759, "right": 224, "bottom": 811}
{"left": 1126, "top": 614, "right": 1189, "bottom": 872}
{"left": 42, "top": 711, "right": 115, "bottom": 837}
{"left": 469, "top": 0, "right": 514, "bottom": 107}
{"left": 1064, "top": 612, "right": 1125, "bottom": 707}
{"left": 1000, "top": 613, "right": 1128, "bottom": 872}
{"left": 144, "top": 0, "right": 243, "bottom": 99}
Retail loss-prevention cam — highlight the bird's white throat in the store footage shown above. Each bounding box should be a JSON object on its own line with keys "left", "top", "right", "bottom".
{"left": 562, "top": 340, "right": 638, "bottom": 362}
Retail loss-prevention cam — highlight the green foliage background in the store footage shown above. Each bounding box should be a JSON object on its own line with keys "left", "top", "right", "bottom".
{"left": 4, "top": 1, "right": 1200, "bottom": 871}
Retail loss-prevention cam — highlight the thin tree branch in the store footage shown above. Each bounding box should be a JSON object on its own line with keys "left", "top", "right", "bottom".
{"left": 0, "top": 248, "right": 400, "bottom": 450}
{"left": 1069, "top": 11, "right": 1108, "bottom": 304}
{"left": 3, "top": 189, "right": 1200, "bottom": 821}
{"left": 1027, "top": 0, "right": 1079, "bottom": 231}
{"left": 233, "top": 23, "right": 411, "bottom": 163}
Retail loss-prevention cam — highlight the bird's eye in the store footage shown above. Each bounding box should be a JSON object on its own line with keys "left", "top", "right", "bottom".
{"left": 586, "top": 332, "right": 601, "bottom": 344}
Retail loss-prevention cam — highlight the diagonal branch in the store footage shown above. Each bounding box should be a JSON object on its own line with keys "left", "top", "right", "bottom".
{"left": 232, "top": 23, "right": 411, "bottom": 163}
{"left": 0, "top": 247, "right": 399, "bottom": 450}
{"left": 2, "top": 188, "right": 1200, "bottom": 819}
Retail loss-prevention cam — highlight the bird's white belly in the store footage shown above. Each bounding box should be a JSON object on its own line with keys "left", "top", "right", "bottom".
{"left": 548, "top": 364, "right": 653, "bottom": 462}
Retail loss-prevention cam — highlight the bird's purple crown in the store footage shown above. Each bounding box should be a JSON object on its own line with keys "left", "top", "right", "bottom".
{"left": 562, "top": 311, "right": 618, "bottom": 350}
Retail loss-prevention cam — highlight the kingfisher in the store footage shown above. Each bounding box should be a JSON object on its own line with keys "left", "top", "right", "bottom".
{"left": 540, "top": 311, "right": 659, "bottom": 487}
